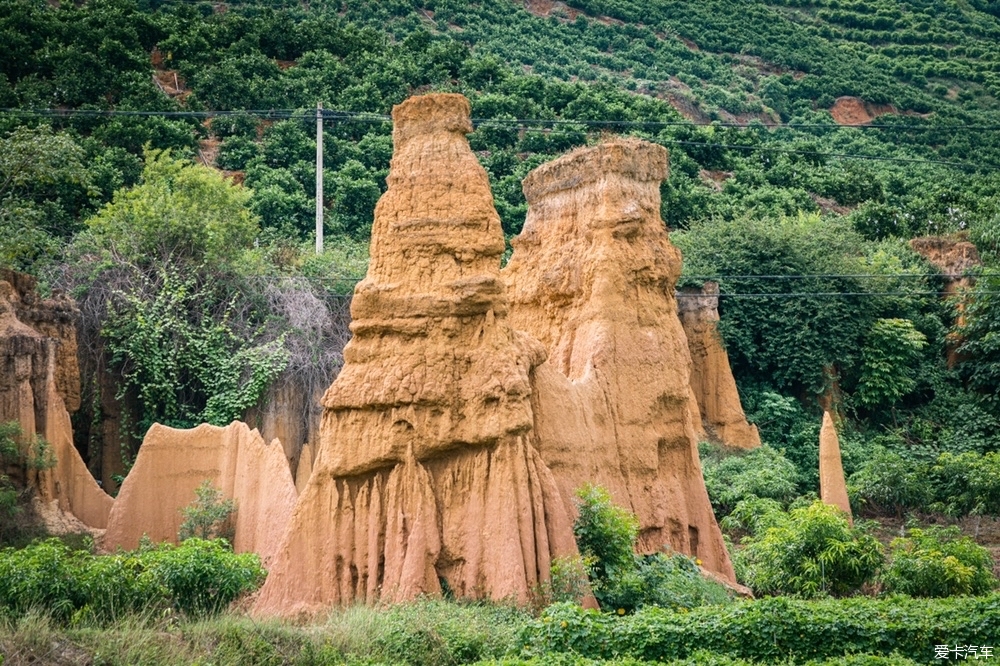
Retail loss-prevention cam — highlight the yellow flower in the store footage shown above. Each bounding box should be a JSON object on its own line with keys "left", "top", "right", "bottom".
{"left": 560, "top": 621, "right": 568, "bottom": 628}
{"left": 617, "top": 608, "right": 625, "bottom": 615}
{"left": 695, "top": 558, "right": 703, "bottom": 566}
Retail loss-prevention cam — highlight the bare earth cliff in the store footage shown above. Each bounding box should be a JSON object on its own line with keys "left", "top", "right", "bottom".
{"left": 253, "top": 94, "right": 579, "bottom": 614}
{"left": 502, "top": 140, "right": 736, "bottom": 582}
{"left": 0, "top": 270, "right": 112, "bottom": 530}
{"left": 678, "top": 282, "right": 760, "bottom": 449}
{"left": 103, "top": 421, "right": 297, "bottom": 564}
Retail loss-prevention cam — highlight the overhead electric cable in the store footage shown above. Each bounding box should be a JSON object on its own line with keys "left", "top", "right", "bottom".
{"left": 2, "top": 107, "right": 989, "bottom": 170}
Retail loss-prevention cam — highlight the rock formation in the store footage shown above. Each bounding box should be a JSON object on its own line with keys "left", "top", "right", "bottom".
{"left": 253, "top": 94, "right": 578, "bottom": 615}
{"left": 502, "top": 139, "right": 736, "bottom": 582}
{"left": 677, "top": 282, "right": 760, "bottom": 449}
{"left": 910, "top": 236, "right": 981, "bottom": 367}
{"left": 819, "top": 411, "right": 852, "bottom": 523}
{"left": 294, "top": 441, "right": 313, "bottom": 494}
{"left": 103, "top": 421, "right": 296, "bottom": 564}
{"left": 0, "top": 270, "right": 112, "bottom": 529}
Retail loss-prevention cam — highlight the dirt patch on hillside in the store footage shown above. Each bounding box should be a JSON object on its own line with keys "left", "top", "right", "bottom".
{"left": 829, "top": 96, "right": 897, "bottom": 125}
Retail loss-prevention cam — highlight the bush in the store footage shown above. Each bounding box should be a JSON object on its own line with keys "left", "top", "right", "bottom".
{"left": 732, "top": 501, "right": 883, "bottom": 597}
{"left": 519, "top": 595, "right": 1000, "bottom": 663}
{"left": 881, "top": 526, "right": 997, "bottom": 598}
{"left": 0, "top": 538, "right": 265, "bottom": 625}
{"left": 178, "top": 480, "right": 236, "bottom": 542}
{"left": 141, "top": 539, "right": 266, "bottom": 617}
{"left": 573, "top": 485, "right": 731, "bottom": 613}
{"left": 573, "top": 485, "right": 638, "bottom": 591}
{"left": 700, "top": 444, "right": 800, "bottom": 515}
{"left": 848, "top": 450, "right": 931, "bottom": 517}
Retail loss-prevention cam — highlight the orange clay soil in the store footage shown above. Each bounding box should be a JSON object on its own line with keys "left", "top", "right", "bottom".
{"left": 252, "top": 94, "right": 579, "bottom": 615}
{"left": 0, "top": 271, "right": 112, "bottom": 530}
{"left": 502, "top": 138, "right": 736, "bottom": 583}
{"left": 678, "top": 282, "right": 760, "bottom": 449}
{"left": 819, "top": 411, "right": 852, "bottom": 524}
{"left": 103, "top": 421, "right": 297, "bottom": 566}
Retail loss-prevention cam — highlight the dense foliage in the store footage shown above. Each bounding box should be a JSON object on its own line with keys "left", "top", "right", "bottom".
{"left": 573, "top": 485, "right": 732, "bottom": 613}
{"left": 0, "top": 538, "right": 265, "bottom": 624}
{"left": 520, "top": 595, "right": 1000, "bottom": 664}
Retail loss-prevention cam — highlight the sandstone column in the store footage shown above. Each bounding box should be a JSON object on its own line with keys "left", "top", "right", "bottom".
{"left": 677, "top": 282, "right": 760, "bottom": 449}
{"left": 819, "top": 411, "right": 852, "bottom": 523}
{"left": 253, "top": 94, "right": 577, "bottom": 615}
{"left": 503, "top": 139, "right": 736, "bottom": 583}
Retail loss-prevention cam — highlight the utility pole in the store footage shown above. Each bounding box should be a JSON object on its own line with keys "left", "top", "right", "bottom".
{"left": 315, "top": 101, "right": 324, "bottom": 255}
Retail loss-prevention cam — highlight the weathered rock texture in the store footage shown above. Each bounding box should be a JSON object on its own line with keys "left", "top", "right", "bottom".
{"left": 0, "top": 270, "right": 112, "bottom": 529}
{"left": 819, "top": 411, "right": 852, "bottom": 523}
{"left": 677, "top": 282, "right": 760, "bottom": 449}
{"left": 502, "top": 139, "right": 736, "bottom": 582}
{"left": 910, "top": 236, "right": 981, "bottom": 366}
{"left": 103, "top": 421, "right": 296, "bottom": 564}
{"left": 294, "top": 442, "right": 314, "bottom": 494}
{"left": 253, "top": 94, "right": 578, "bottom": 615}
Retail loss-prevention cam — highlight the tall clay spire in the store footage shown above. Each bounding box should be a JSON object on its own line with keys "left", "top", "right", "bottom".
{"left": 819, "top": 411, "right": 853, "bottom": 524}
{"left": 253, "top": 94, "right": 577, "bottom": 615}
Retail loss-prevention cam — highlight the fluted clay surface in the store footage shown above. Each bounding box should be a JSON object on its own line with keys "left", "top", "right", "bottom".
{"left": 0, "top": 272, "right": 112, "bottom": 529}
{"left": 103, "top": 421, "right": 297, "bottom": 564}
{"left": 253, "top": 94, "right": 578, "bottom": 615}
{"left": 819, "top": 411, "right": 852, "bottom": 523}
{"left": 503, "top": 140, "right": 736, "bottom": 583}
{"left": 678, "top": 282, "right": 760, "bottom": 449}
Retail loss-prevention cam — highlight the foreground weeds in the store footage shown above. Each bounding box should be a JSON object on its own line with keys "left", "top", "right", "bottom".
{"left": 0, "top": 599, "right": 530, "bottom": 666}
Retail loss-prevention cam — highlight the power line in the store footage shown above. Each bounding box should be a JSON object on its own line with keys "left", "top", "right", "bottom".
{"left": 2, "top": 107, "right": 989, "bottom": 170}
{"left": 7, "top": 106, "right": 1000, "bottom": 132}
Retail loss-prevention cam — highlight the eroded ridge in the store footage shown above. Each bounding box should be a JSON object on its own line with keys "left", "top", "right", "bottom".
{"left": 503, "top": 139, "right": 736, "bottom": 583}
{"left": 253, "top": 94, "right": 577, "bottom": 615}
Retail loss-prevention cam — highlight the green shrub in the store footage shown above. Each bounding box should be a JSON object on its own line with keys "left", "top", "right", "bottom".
{"left": 732, "top": 501, "right": 883, "bottom": 597}
{"left": 848, "top": 450, "right": 931, "bottom": 517}
{"left": 700, "top": 444, "right": 800, "bottom": 515}
{"left": 142, "top": 539, "right": 265, "bottom": 617}
{"left": 881, "top": 526, "right": 997, "bottom": 598}
{"left": 519, "top": 595, "right": 1000, "bottom": 663}
{"left": 573, "top": 485, "right": 638, "bottom": 591}
{"left": 0, "top": 538, "right": 265, "bottom": 625}
{"left": 178, "top": 480, "right": 236, "bottom": 542}
{"left": 0, "top": 539, "right": 86, "bottom": 624}
{"left": 573, "top": 485, "right": 731, "bottom": 613}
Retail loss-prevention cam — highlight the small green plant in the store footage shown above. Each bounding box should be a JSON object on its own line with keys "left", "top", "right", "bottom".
{"left": 573, "top": 485, "right": 731, "bottom": 612}
{"left": 542, "top": 555, "right": 594, "bottom": 606}
{"left": 881, "top": 526, "right": 997, "bottom": 598}
{"left": 178, "top": 481, "right": 236, "bottom": 543}
{"left": 573, "top": 485, "right": 638, "bottom": 590}
{"left": 732, "top": 500, "right": 883, "bottom": 597}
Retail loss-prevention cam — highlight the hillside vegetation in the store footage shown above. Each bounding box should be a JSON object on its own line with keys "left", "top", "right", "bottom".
{"left": 2, "top": 4, "right": 1000, "bottom": 660}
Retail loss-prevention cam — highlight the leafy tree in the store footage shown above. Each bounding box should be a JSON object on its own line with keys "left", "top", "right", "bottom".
{"left": 882, "top": 526, "right": 996, "bottom": 597}
{"left": 0, "top": 126, "right": 92, "bottom": 272}
{"left": 84, "top": 149, "right": 257, "bottom": 266}
{"left": 675, "top": 214, "right": 875, "bottom": 396}
{"left": 732, "top": 500, "right": 883, "bottom": 597}
{"left": 178, "top": 480, "right": 236, "bottom": 543}
{"left": 856, "top": 318, "right": 927, "bottom": 407}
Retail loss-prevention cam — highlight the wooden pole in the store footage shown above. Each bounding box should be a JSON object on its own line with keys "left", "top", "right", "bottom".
{"left": 315, "top": 102, "right": 324, "bottom": 255}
